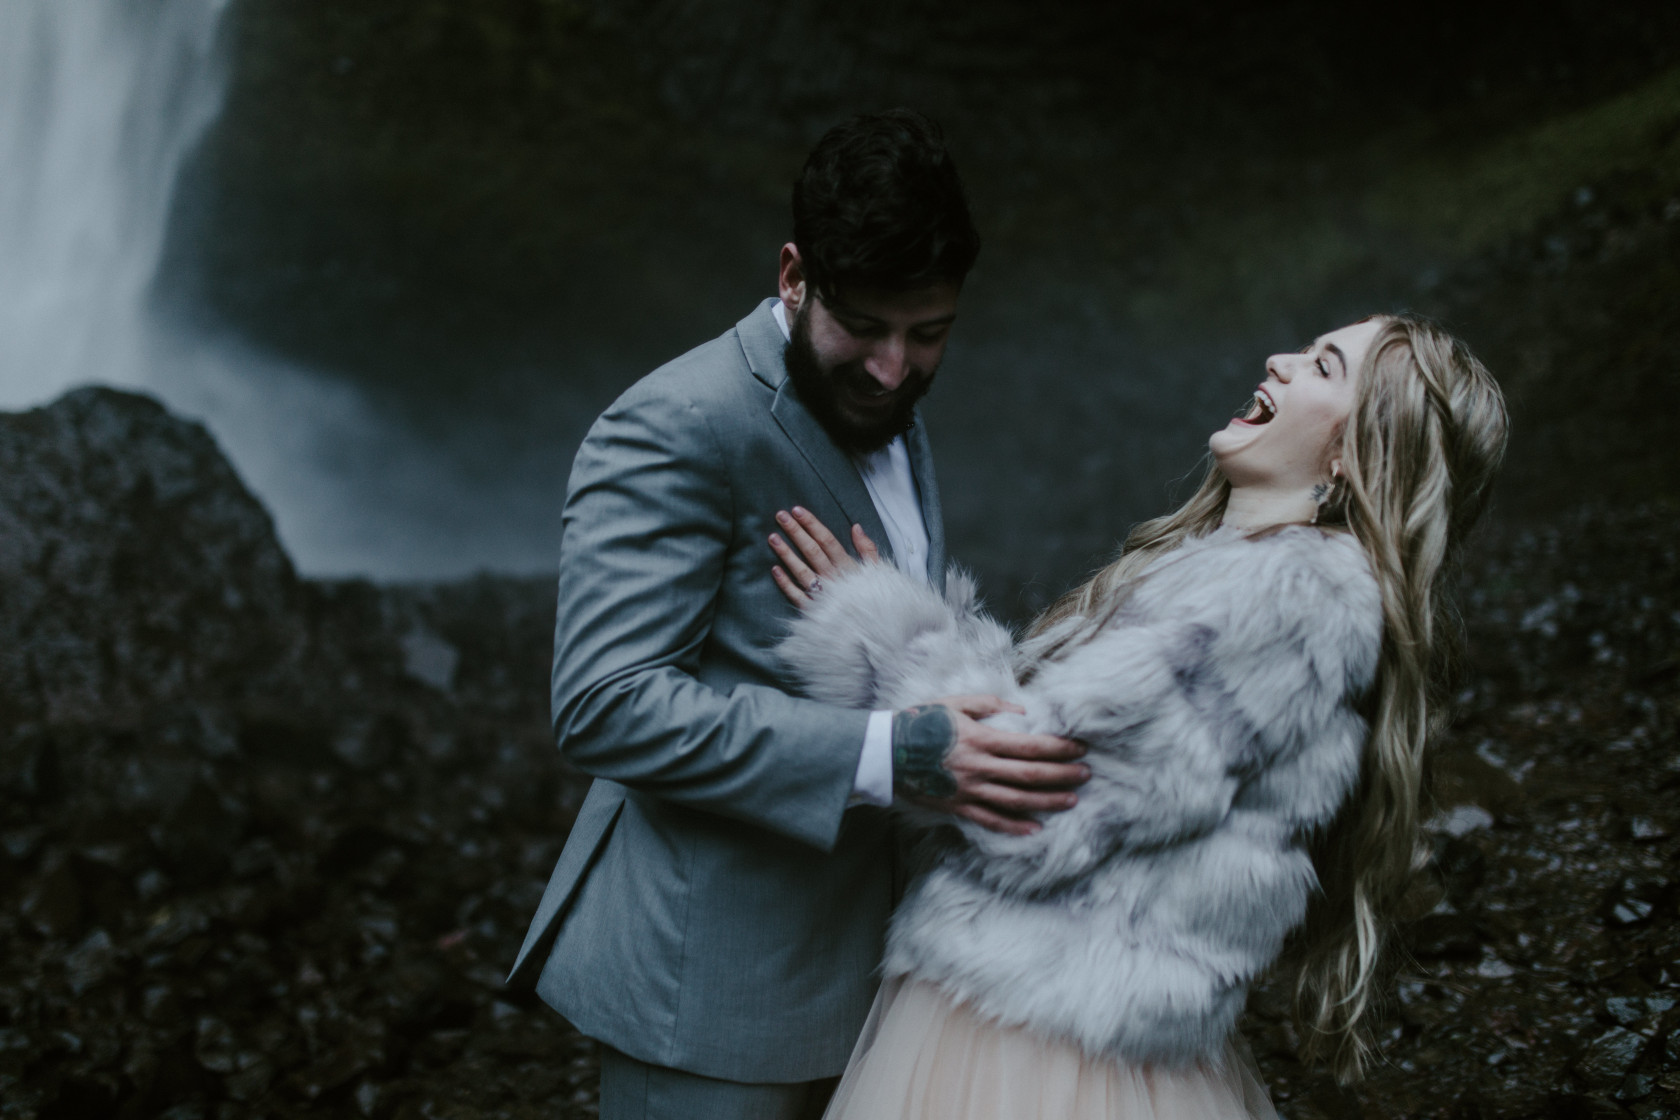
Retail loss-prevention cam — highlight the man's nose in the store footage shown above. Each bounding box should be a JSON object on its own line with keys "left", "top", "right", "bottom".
{"left": 865, "top": 336, "right": 910, "bottom": 390}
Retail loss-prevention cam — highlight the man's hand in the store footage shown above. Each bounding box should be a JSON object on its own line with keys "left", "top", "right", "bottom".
{"left": 892, "top": 695, "right": 1088, "bottom": 836}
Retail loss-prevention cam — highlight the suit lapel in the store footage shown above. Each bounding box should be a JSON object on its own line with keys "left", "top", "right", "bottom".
{"left": 905, "top": 411, "right": 946, "bottom": 592}
{"left": 736, "top": 300, "right": 893, "bottom": 562}
{"left": 770, "top": 384, "right": 893, "bottom": 563}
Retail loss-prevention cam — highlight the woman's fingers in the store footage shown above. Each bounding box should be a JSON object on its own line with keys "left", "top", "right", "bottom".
{"left": 851, "top": 523, "right": 882, "bottom": 564}
{"left": 788, "top": 506, "right": 854, "bottom": 568}
{"left": 768, "top": 508, "right": 874, "bottom": 590}
{"left": 770, "top": 564, "right": 812, "bottom": 609}
{"left": 768, "top": 532, "right": 821, "bottom": 594}
{"left": 774, "top": 511, "right": 837, "bottom": 578}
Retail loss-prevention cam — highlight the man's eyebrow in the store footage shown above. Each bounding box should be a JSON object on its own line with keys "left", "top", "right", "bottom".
{"left": 825, "top": 296, "right": 958, "bottom": 330}
{"left": 822, "top": 295, "right": 883, "bottom": 325}
{"left": 911, "top": 312, "right": 958, "bottom": 329}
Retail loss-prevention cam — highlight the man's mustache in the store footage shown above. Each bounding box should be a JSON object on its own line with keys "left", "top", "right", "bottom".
{"left": 831, "top": 361, "right": 935, "bottom": 400}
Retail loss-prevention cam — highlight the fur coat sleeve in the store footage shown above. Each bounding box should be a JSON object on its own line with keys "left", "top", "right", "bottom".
{"left": 777, "top": 525, "right": 1384, "bottom": 1064}
{"left": 962, "top": 524, "right": 1381, "bottom": 892}
{"left": 779, "top": 526, "right": 1379, "bottom": 872}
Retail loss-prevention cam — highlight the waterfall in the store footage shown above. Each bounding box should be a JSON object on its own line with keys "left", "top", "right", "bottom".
{"left": 0, "top": 0, "right": 575, "bottom": 578}
{"left": 0, "top": 0, "right": 230, "bottom": 404}
{"left": 0, "top": 0, "right": 554, "bottom": 579}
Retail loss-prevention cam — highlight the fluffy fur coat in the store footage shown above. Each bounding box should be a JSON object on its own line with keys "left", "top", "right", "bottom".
{"left": 777, "top": 524, "right": 1383, "bottom": 1066}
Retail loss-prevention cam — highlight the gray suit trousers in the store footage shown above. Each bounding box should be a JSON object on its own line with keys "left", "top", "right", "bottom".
{"left": 599, "top": 1047, "right": 838, "bottom": 1120}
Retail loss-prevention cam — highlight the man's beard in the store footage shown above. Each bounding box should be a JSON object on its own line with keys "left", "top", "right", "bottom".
{"left": 784, "top": 304, "right": 935, "bottom": 455}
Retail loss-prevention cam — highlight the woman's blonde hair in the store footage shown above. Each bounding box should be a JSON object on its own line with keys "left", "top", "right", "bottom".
{"left": 1029, "top": 314, "right": 1508, "bottom": 1081}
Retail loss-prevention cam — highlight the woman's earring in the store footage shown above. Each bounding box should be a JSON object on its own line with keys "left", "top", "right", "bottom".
{"left": 1312, "top": 476, "right": 1346, "bottom": 525}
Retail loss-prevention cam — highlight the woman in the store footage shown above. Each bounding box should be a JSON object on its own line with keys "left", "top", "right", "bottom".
{"left": 766, "top": 314, "right": 1508, "bottom": 1119}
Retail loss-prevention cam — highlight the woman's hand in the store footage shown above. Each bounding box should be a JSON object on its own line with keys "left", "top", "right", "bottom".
{"left": 769, "top": 506, "right": 880, "bottom": 608}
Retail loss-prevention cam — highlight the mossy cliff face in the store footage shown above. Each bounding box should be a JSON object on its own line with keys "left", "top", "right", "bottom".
{"left": 193, "top": 0, "right": 1680, "bottom": 358}
{"left": 177, "top": 0, "right": 1680, "bottom": 606}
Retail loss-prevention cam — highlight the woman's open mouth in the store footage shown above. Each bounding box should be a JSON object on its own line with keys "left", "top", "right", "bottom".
{"left": 1234, "top": 386, "right": 1277, "bottom": 426}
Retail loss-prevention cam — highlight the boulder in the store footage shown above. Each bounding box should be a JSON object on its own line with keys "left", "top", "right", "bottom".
{"left": 0, "top": 387, "right": 302, "bottom": 724}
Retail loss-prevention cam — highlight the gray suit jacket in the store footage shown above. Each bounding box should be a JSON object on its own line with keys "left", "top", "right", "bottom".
{"left": 507, "top": 299, "right": 947, "bottom": 1083}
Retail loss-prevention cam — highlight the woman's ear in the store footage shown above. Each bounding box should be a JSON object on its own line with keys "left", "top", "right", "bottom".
{"left": 1329, "top": 457, "right": 1344, "bottom": 480}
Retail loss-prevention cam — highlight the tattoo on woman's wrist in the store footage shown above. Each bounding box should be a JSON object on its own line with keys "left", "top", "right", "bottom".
{"left": 892, "top": 704, "right": 958, "bottom": 800}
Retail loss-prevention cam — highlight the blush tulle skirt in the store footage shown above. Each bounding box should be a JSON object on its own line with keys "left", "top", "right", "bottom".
{"left": 822, "top": 977, "right": 1279, "bottom": 1120}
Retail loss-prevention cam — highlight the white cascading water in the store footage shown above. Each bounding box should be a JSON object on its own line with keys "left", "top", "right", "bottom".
{"left": 0, "top": 0, "right": 562, "bottom": 577}
{"left": 0, "top": 0, "right": 228, "bottom": 403}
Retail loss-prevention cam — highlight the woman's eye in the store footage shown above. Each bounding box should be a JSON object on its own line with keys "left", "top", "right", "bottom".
{"left": 1316, "top": 358, "right": 1331, "bottom": 377}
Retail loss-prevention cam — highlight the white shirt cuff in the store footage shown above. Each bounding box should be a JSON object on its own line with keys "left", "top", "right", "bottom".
{"left": 850, "top": 710, "right": 895, "bottom": 807}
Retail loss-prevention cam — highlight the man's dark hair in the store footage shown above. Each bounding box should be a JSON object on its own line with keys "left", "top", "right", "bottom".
{"left": 792, "top": 109, "right": 980, "bottom": 299}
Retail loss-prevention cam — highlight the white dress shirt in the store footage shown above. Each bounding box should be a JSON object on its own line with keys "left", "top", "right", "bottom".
{"left": 772, "top": 299, "right": 924, "bottom": 807}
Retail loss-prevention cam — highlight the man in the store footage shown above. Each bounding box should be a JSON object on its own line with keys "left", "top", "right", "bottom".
{"left": 507, "top": 109, "right": 1088, "bottom": 1120}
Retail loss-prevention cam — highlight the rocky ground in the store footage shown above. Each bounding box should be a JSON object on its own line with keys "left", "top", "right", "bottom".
{"left": 2, "top": 392, "right": 1678, "bottom": 1120}
{"left": 0, "top": 389, "right": 586, "bottom": 1119}
{"left": 1254, "top": 503, "right": 1680, "bottom": 1119}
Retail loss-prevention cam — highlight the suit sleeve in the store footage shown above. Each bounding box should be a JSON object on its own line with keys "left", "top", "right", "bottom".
{"left": 550, "top": 384, "right": 870, "bottom": 852}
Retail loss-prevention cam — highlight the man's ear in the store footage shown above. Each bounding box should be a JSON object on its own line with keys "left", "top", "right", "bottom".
{"left": 778, "top": 243, "right": 807, "bottom": 312}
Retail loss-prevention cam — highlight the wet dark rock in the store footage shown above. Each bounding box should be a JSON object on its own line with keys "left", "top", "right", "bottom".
{"left": 1406, "top": 912, "right": 1486, "bottom": 961}
{"left": 1435, "top": 835, "right": 1491, "bottom": 909}
{"left": 192, "top": 1016, "right": 240, "bottom": 1075}
{"left": 23, "top": 851, "right": 84, "bottom": 939}
{"left": 3, "top": 725, "right": 66, "bottom": 805}
{"left": 36, "top": 1073, "right": 120, "bottom": 1120}
{"left": 1627, "top": 817, "right": 1670, "bottom": 843}
{"left": 1604, "top": 876, "right": 1672, "bottom": 928}
{"left": 1606, "top": 996, "right": 1677, "bottom": 1031}
{"left": 2, "top": 387, "right": 579, "bottom": 1116}
{"left": 331, "top": 712, "right": 410, "bottom": 771}
{"left": 1579, "top": 1026, "right": 1652, "bottom": 1084}
{"left": 1251, "top": 501, "right": 1680, "bottom": 1118}
{"left": 142, "top": 984, "right": 184, "bottom": 1025}
{"left": 148, "top": 704, "right": 241, "bottom": 761}
{"left": 152, "top": 779, "right": 246, "bottom": 885}
{"left": 63, "top": 928, "right": 118, "bottom": 995}
{"left": 0, "top": 388, "right": 304, "bottom": 725}
{"left": 238, "top": 710, "right": 337, "bottom": 769}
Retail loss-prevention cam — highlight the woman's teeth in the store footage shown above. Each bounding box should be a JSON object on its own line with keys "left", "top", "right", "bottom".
{"left": 1251, "top": 387, "right": 1277, "bottom": 423}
